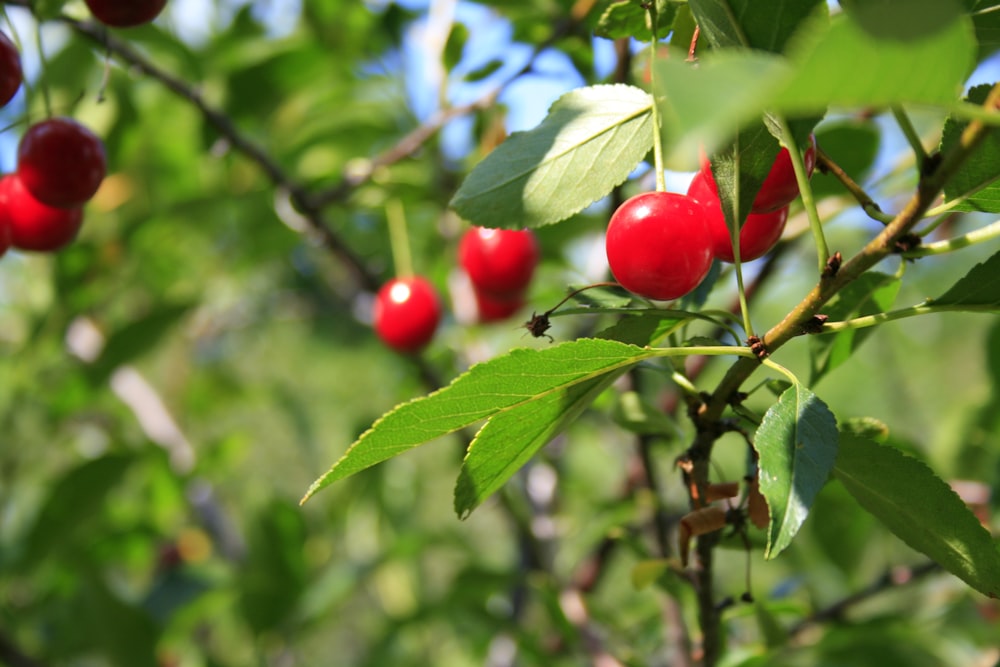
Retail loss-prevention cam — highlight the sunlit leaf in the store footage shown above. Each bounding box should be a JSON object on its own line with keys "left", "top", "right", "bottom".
{"left": 450, "top": 84, "right": 653, "bottom": 228}
{"left": 755, "top": 384, "right": 839, "bottom": 559}
{"left": 454, "top": 370, "right": 623, "bottom": 516}
{"left": 689, "top": 0, "right": 826, "bottom": 52}
{"left": 302, "top": 339, "right": 662, "bottom": 503}
{"left": 834, "top": 433, "right": 1000, "bottom": 597}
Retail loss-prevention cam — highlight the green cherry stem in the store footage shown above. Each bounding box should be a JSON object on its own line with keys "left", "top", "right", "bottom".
{"left": 386, "top": 198, "right": 413, "bottom": 279}
{"left": 891, "top": 104, "right": 929, "bottom": 167}
{"left": 32, "top": 20, "right": 52, "bottom": 118}
{"left": 904, "top": 218, "right": 1000, "bottom": 257}
{"left": 820, "top": 302, "right": 999, "bottom": 333}
{"left": 815, "top": 148, "right": 895, "bottom": 224}
{"left": 646, "top": 4, "right": 666, "bottom": 193}
{"left": 778, "top": 116, "right": 828, "bottom": 271}
{"left": 728, "top": 138, "right": 755, "bottom": 339}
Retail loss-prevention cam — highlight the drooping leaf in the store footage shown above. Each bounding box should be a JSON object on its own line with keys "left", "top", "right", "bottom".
{"left": 302, "top": 339, "right": 661, "bottom": 502}
{"left": 754, "top": 384, "right": 839, "bottom": 559}
{"left": 449, "top": 84, "right": 653, "bottom": 229}
{"left": 840, "top": 0, "right": 964, "bottom": 41}
{"left": 941, "top": 84, "right": 1000, "bottom": 212}
{"left": 708, "top": 124, "right": 783, "bottom": 235}
{"left": 931, "top": 248, "right": 1000, "bottom": 307}
{"left": 454, "top": 370, "right": 624, "bottom": 516}
{"left": 969, "top": 0, "right": 1000, "bottom": 61}
{"left": 809, "top": 271, "right": 901, "bottom": 384}
{"left": 834, "top": 433, "right": 1000, "bottom": 598}
{"left": 689, "top": 0, "right": 827, "bottom": 53}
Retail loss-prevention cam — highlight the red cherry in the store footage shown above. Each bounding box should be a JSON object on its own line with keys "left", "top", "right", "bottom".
{"left": 688, "top": 170, "right": 789, "bottom": 263}
{"left": 0, "top": 32, "right": 22, "bottom": 108}
{"left": 458, "top": 227, "right": 539, "bottom": 298}
{"left": 0, "top": 174, "right": 84, "bottom": 252}
{"left": 17, "top": 117, "right": 107, "bottom": 209}
{"left": 474, "top": 288, "right": 524, "bottom": 323}
{"left": 699, "top": 136, "right": 817, "bottom": 214}
{"left": 84, "top": 0, "right": 168, "bottom": 27}
{"left": 373, "top": 276, "right": 443, "bottom": 353}
{"left": 605, "top": 192, "right": 713, "bottom": 301}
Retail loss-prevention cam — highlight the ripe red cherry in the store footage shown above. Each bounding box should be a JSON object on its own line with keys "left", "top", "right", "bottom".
{"left": 17, "top": 117, "right": 107, "bottom": 209}
{"left": 373, "top": 276, "right": 443, "bottom": 353}
{"left": 473, "top": 288, "right": 524, "bottom": 323}
{"left": 688, "top": 170, "right": 789, "bottom": 263}
{"left": 699, "top": 136, "right": 817, "bottom": 214}
{"left": 0, "top": 32, "right": 22, "bottom": 108}
{"left": 0, "top": 174, "right": 84, "bottom": 252}
{"left": 84, "top": 0, "right": 168, "bottom": 27}
{"left": 459, "top": 227, "right": 539, "bottom": 298}
{"left": 605, "top": 192, "right": 713, "bottom": 301}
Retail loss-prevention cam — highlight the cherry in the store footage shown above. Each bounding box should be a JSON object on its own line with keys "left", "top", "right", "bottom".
{"left": 85, "top": 0, "right": 168, "bottom": 28}
{"left": 699, "top": 135, "right": 817, "bottom": 214}
{"left": 473, "top": 287, "right": 524, "bottom": 323}
{"left": 605, "top": 192, "right": 713, "bottom": 301}
{"left": 0, "top": 32, "right": 22, "bottom": 108}
{"left": 0, "top": 174, "right": 84, "bottom": 252}
{"left": 688, "top": 170, "right": 789, "bottom": 263}
{"left": 459, "top": 227, "right": 539, "bottom": 298}
{"left": 17, "top": 117, "right": 107, "bottom": 209}
{"left": 373, "top": 276, "right": 443, "bottom": 353}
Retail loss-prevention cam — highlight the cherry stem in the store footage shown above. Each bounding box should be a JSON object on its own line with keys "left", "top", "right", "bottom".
{"left": 905, "top": 217, "right": 1000, "bottom": 255}
{"left": 32, "top": 19, "right": 52, "bottom": 119}
{"left": 815, "top": 148, "right": 894, "bottom": 224}
{"left": 891, "top": 104, "right": 929, "bottom": 167}
{"left": 544, "top": 281, "right": 623, "bottom": 315}
{"left": 386, "top": 198, "right": 413, "bottom": 279}
{"left": 778, "top": 116, "right": 828, "bottom": 272}
{"left": 646, "top": 4, "right": 666, "bottom": 193}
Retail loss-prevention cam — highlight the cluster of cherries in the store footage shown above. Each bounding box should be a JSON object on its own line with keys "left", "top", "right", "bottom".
{"left": 373, "top": 227, "right": 540, "bottom": 353}
{"left": 0, "top": 0, "right": 169, "bottom": 260}
{"left": 606, "top": 138, "right": 817, "bottom": 301}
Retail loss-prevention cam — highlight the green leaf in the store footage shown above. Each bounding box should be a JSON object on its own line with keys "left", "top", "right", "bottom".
{"left": 454, "top": 369, "right": 623, "bottom": 516}
{"left": 840, "top": 0, "right": 964, "bottom": 41}
{"left": 88, "top": 301, "right": 195, "bottom": 385}
{"left": 612, "top": 390, "right": 678, "bottom": 435}
{"left": 689, "top": 0, "right": 827, "bottom": 53}
{"left": 594, "top": 0, "right": 675, "bottom": 41}
{"left": 708, "top": 124, "right": 783, "bottom": 234}
{"left": 931, "top": 249, "right": 1000, "bottom": 307}
{"left": 970, "top": 0, "right": 1000, "bottom": 61}
{"left": 773, "top": 10, "right": 975, "bottom": 112}
{"left": 302, "top": 339, "right": 660, "bottom": 502}
{"left": 594, "top": 311, "right": 689, "bottom": 346}
{"left": 449, "top": 84, "right": 653, "bottom": 229}
{"left": 941, "top": 84, "right": 1000, "bottom": 212}
{"left": 754, "top": 384, "right": 839, "bottom": 559}
{"left": 834, "top": 434, "right": 1000, "bottom": 597}
{"left": 809, "top": 271, "right": 901, "bottom": 384}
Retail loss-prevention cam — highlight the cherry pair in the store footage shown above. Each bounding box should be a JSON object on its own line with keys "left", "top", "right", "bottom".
{"left": 606, "top": 139, "right": 816, "bottom": 301}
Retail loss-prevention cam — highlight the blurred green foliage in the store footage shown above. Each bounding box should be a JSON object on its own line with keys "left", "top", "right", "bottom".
{"left": 0, "top": 1, "right": 998, "bottom": 666}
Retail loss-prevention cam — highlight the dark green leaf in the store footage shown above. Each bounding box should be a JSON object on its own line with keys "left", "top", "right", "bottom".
{"left": 303, "top": 339, "right": 661, "bottom": 502}
{"left": 594, "top": 312, "right": 689, "bottom": 346}
{"left": 970, "top": 1, "right": 1000, "bottom": 61}
{"left": 81, "top": 576, "right": 161, "bottom": 667}
{"left": 931, "top": 249, "right": 1000, "bottom": 307}
{"left": 941, "top": 84, "right": 1000, "bottom": 212}
{"left": 612, "top": 390, "right": 678, "bottom": 435}
{"left": 834, "top": 434, "right": 1000, "bottom": 597}
{"left": 19, "top": 454, "right": 134, "bottom": 567}
{"left": 809, "top": 271, "right": 901, "bottom": 384}
{"left": 444, "top": 22, "right": 468, "bottom": 71}
{"left": 594, "top": 0, "right": 673, "bottom": 42}
{"left": 840, "top": 0, "right": 963, "bottom": 41}
{"left": 709, "top": 124, "right": 783, "bottom": 235}
{"left": 811, "top": 120, "right": 881, "bottom": 199}
{"left": 463, "top": 58, "right": 504, "bottom": 83}
{"left": 754, "top": 384, "right": 839, "bottom": 558}
{"left": 689, "top": 0, "right": 827, "bottom": 53}
{"left": 450, "top": 84, "right": 653, "bottom": 229}
{"left": 454, "top": 370, "right": 623, "bottom": 516}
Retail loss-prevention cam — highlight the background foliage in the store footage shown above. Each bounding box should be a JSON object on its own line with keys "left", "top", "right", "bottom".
{"left": 1, "top": 1, "right": 999, "bottom": 666}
